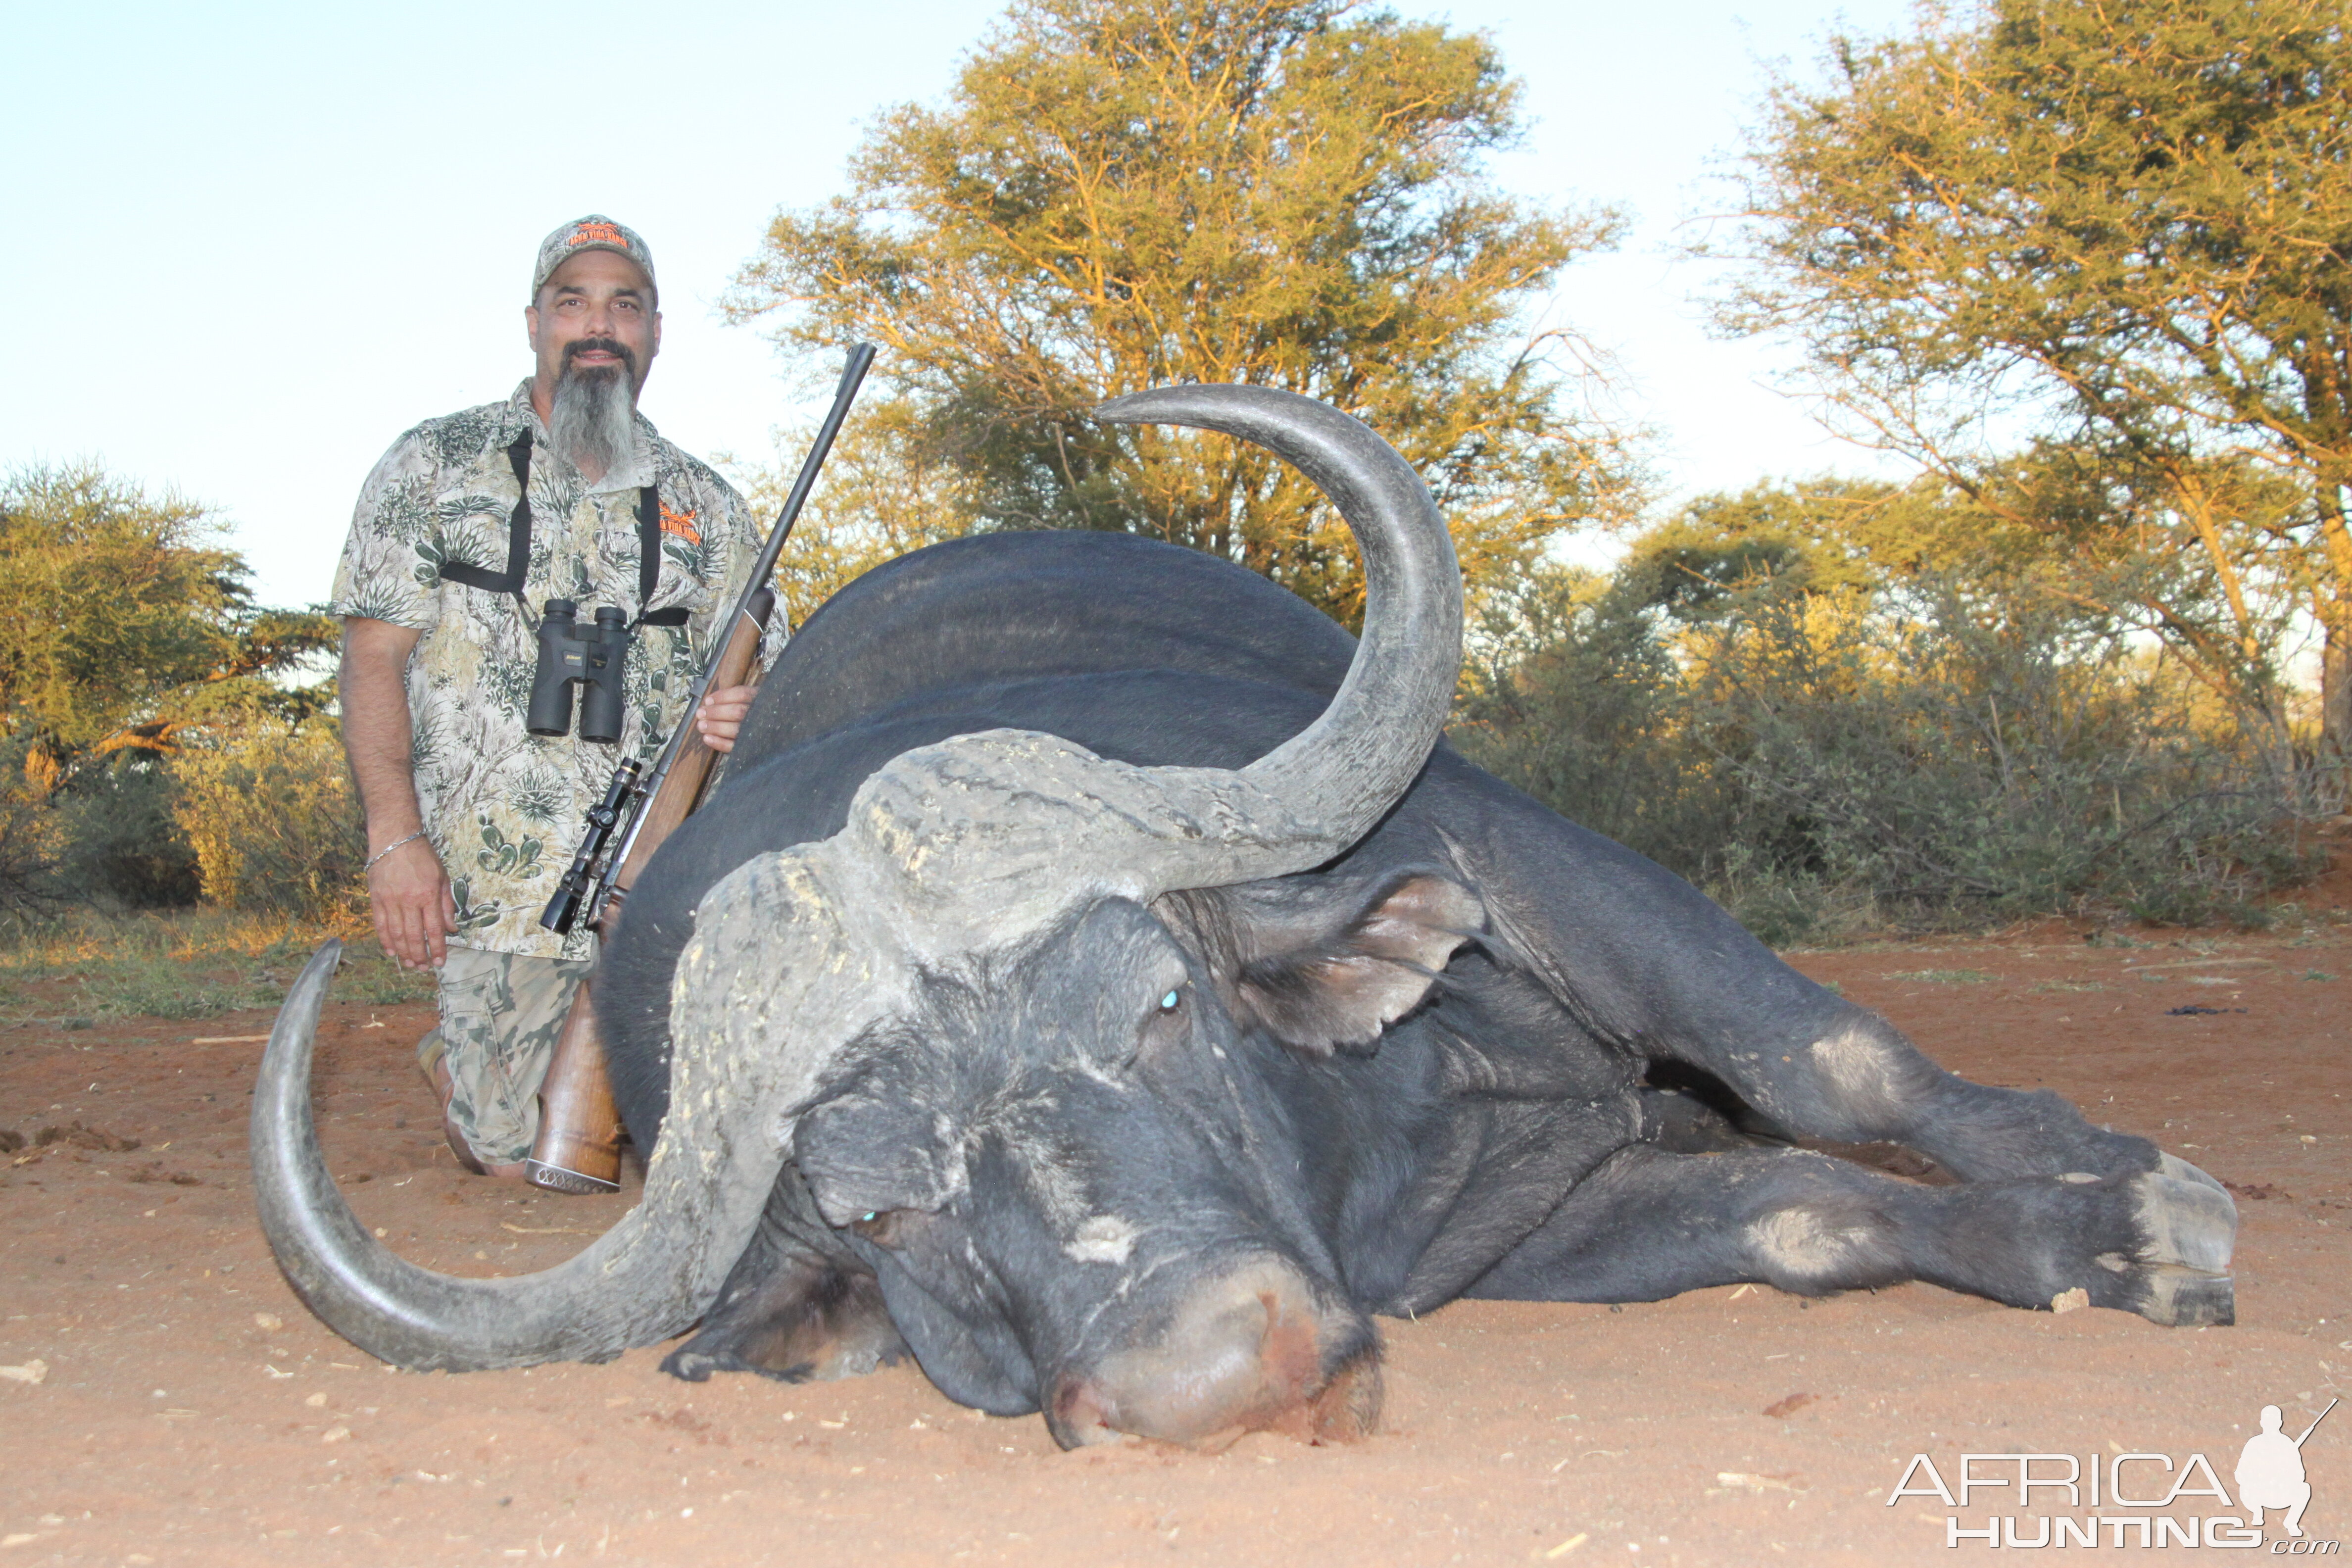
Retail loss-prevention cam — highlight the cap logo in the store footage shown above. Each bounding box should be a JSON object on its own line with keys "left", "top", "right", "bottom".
{"left": 534, "top": 216, "right": 654, "bottom": 299}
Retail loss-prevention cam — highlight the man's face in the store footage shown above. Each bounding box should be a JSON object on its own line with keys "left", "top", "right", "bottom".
{"left": 526, "top": 249, "right": 660, "bottom": 399}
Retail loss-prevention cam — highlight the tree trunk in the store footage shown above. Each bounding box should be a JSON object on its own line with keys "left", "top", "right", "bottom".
{"left": 2324, "top": 607, "right": 2352, "bottom": 779}
{"left": 2314, "top": 479, "right": 2352, "bottom": 789}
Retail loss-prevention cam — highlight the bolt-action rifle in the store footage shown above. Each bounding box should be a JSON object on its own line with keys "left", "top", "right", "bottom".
{"left": 524, "top": 343, "right": 876, "bottom": 1195}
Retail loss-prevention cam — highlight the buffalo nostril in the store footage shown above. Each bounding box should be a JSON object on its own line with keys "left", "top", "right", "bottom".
{"left": 1303, "top": 1345, "right": 1382, "bottom": 1443}
{"left": 1250, "top": 1287, "right": 1378, "bottom": 1443}
{"left": 1255, "top": 1288, "right": 1322, "bottom": 1400}
{"left": 1047, "top": 1375, "right": 1122, "bottom": 1449}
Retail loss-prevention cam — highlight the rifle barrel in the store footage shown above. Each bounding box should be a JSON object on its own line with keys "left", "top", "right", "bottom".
{"left": 745, "top": 343, "right": 878, "bottom": 602}
{"left": 594, "top": 343, "right": 876, "bottom": 895}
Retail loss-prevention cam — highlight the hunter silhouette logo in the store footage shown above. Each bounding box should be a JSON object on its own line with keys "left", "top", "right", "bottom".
{"left": 2240, "top": 1398, "right": 2335, "bottom": 1540}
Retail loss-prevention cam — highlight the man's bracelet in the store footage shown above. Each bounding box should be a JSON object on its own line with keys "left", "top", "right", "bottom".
{"left": 364, "top": 831, "right": 428, "bottom": 873}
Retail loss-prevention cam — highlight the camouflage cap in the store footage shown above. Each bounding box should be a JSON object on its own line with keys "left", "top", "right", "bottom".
{"left": 531, "top": 215, "right": 657, "bottom": 301}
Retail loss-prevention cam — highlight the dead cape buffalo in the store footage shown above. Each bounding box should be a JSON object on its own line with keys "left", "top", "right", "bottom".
{"left": 253, "top": 386, "right": 2236, "bottom": 1450}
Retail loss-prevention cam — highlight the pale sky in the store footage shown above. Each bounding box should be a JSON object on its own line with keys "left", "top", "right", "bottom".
{"left": 7, "top": 0, "right": 1919, "bottom": 608}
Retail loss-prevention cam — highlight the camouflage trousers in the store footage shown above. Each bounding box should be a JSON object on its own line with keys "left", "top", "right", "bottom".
{"left": 416, "top": 947, "right": 595, "bottom": 1168}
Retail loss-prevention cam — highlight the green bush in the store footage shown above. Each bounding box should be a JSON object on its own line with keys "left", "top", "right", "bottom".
{"left": 1454, "top": 566, "right": 1756, "bottom": 892}
{"left": 1713, "top": 586, "right": 2321, "bottom": 931}
{"left": 170, "top": 721, "right": 364, "bottom": 920}
{"left": 1456, "top": 566, "right": 2331, "bottom": 941}
{"left": 52, "top": 752, "right": 200, "bottom": 908}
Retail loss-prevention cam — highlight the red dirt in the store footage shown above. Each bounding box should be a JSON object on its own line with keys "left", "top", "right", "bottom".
{"left": 2, "top": 926, "right": 2346, "bottom": 1566}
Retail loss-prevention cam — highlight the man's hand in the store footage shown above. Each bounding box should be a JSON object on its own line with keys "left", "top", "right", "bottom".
{"left": 342, "top": 617, "right": 453, "bottom": 971}
{"left": 694, "top": 684, "right": 758, "bottom": 754}
{"left": 369, "top": 836, "right": 456, "bottom": 971}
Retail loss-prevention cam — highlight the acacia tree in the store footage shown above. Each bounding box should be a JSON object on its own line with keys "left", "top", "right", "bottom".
{"left": 0, "top": 463, "right": 335, "bottom": 793}
{"left": 730, "top": 0, "right": 1635, "bottom": 624}
{"left": 1716, "top": 0, "right": 2352, "bottom": 763}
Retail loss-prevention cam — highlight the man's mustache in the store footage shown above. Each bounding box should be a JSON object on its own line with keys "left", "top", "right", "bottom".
{"left": 561, "top": 338, "right": 637, "bottom": 376}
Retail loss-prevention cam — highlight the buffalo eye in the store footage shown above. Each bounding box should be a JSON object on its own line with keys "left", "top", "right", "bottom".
{"left": 1144, "top": 984, "right": 1188, "bottom": 1030}
{"left": 849, "top": 1210, "right": 907, "bottom": 1248}
{"left": 1135, "top": 982, "right": 1191, "bottom": 1059}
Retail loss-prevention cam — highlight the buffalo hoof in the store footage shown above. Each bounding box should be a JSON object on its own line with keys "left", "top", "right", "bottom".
{"left": 2125, "top": 1264, "right": 2236, "bottom": 1328}
{"left": 2112, "top": 1155, "right": 2237, "bottom": 1327}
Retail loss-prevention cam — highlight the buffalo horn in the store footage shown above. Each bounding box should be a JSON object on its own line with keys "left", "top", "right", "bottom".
{"left": 1091, "top": 385, "right": 1463, "bottom": 890}
{"left": 250, "top": 939, "right": 801, "bottom": 1370}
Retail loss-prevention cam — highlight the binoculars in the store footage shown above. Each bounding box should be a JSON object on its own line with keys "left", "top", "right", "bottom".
{"left": 527, "top": 600, "right": 630, "bottom": 743}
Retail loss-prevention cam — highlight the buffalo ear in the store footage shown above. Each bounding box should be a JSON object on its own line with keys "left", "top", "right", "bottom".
{"left": 1234, "top": 873, "right": 1484, "bottom": 1056}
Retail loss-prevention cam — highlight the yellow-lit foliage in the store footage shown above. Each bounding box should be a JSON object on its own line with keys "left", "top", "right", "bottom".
{"left": 1719, "top": 0, "right": 2352, "bottom": 754}
{"left": 731, "top": 0, "right": 1635, "bottom": 627}
{"left": 0, "top": 463, "right": 336, "bottom": 791}
{"left": 170, "top": 722, "right": 362, "bottom": 920}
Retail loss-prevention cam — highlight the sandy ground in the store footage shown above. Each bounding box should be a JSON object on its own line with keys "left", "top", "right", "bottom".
{"left": 2, "top": 917, "right": 2347, "bottom": 1568}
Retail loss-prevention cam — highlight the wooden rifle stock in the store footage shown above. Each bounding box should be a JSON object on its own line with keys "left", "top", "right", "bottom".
{"left": 525, "top": 590, "right": 775, "bottom": 1195}
{"left": 527, "top": 982, "right": 619, "bottom": 1194}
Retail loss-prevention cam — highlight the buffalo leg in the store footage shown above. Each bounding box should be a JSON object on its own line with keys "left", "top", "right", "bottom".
{"left": 1637, "top": 1006, "right": 2238, "bottom": 1321}
{"left": 662, "top": 1173, "right": 907, "bottom": 1384}
{"left": 1651, "top": 1002, "right": 2208, "bottom": 1190}
{"left": 1459, "top": 811, "right": 2205, "bottom": 1186}
{"left": 1466, "top": 1143, "right": 2234, "bottom": 1326}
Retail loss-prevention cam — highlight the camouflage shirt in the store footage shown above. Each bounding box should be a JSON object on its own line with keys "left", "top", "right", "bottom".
{"left": 332, "top": 380, "right": 782, "bottom": 960}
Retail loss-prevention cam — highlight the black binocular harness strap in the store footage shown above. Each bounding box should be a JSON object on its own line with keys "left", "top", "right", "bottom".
{"left": 436, "top": 430, "right": 689, "bottom": 629}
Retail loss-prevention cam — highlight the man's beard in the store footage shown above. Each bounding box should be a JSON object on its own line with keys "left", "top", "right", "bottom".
{"left": 548, "top": 340, "right": 640, "bottom": 479}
